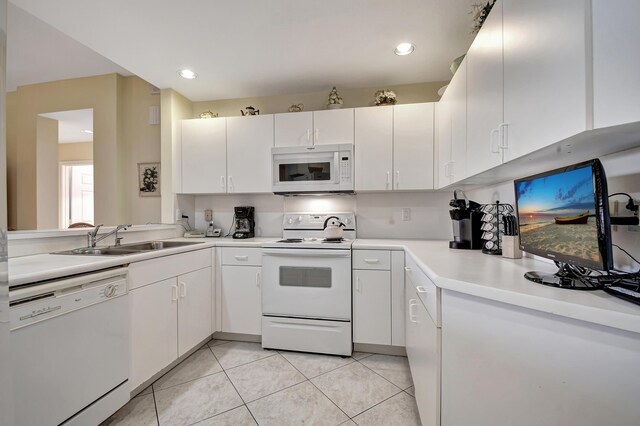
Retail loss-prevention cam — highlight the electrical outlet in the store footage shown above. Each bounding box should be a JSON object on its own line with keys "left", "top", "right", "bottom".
{"left": 205, "top": 209, "right": 213, "bottom": 222}
{"left": 402, "top": 208, "right": 411, "bottom": 221}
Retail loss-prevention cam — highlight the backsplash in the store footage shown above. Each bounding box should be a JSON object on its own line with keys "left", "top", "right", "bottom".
{"left": 187, "top": 192, "right": 452, "bottom": 240}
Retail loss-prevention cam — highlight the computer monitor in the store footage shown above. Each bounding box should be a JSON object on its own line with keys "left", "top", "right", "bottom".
{"left": 514, "top": 159, "right": 612, "bottom": 288}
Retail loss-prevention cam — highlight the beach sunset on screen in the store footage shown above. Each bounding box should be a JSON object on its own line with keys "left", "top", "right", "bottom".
{"left": 515, "top": 166, "right": 601, "bottom": 263}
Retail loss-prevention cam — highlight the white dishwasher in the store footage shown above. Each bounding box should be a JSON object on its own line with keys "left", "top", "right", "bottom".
{"left": 10, "top": 267, "right": 129, "bottom": 426}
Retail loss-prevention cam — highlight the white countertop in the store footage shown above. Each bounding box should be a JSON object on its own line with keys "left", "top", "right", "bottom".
{"left": 355, "top": 239, "right": 640, "bottom": 334}
{"left": 9, "top": 237, "right": 278, "bottom": 287}
{"left": 10, "top": 237, "right": 639, "bottom": 334}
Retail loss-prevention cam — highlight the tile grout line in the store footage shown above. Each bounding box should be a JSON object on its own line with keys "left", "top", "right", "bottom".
{"left": 354, "top": 358, "right": 410, "bottom": 393}
{"left": 278, "top": 351, "right": 358, "bottom": 380}
{"left": 151, "top": 384, "right": 160, "bottom": 426}
{"left": 348, "top": 387, "right": 406, "bottom": 421}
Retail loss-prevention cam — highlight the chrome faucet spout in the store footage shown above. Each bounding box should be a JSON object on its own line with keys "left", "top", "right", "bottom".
{"left": 87, "top": 224, "right": 131, "bottom": 248}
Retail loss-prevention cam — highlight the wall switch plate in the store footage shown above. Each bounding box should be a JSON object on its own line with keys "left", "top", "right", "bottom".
{"left": 402, "top": 208, "right": 411, "bottom": 221}
{"left": 204, "top": 209, "right": 213, "bottom": 222}
{"left": 175, "top": 209, "right": 182, "bottom": 221}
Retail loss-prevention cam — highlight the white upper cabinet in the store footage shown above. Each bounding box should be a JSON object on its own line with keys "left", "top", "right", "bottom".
{"left": 312, "top": 109, "right": 355, "bottom": 145}
{"left": 181, "top": 118, "right": 227, "bottom": 193}
{"left": 502, "top": 0, "right": 588, "bottom": 162}
{"left": 436, "top": 93, "right": 453, "bottom": 188}
{"left": 275, "top": 112, "right": 313, "bottom": 146}
{"left": 226, "top": 115, "right": 274, "bottom": 193}
{"left": 592, "top": 0, "right": 640, "bottom": 129}
{"left": 466, "top": 0, "right": 504, "bottom": 177}
{"left": 394, "top": 103, "right": 435, "bottom": 190}
{"left": 355, "top": 106, "right": 394, "bottom": 191}
{"left": 449, "top": 58, "right": 468, "bottom": 182}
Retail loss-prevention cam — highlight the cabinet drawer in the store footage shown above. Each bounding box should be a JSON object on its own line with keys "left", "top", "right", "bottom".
{"left": 405, "top": 254, "right": 441, "bottom": 327}
{"left": 353, "top": 250, "right": 391, "bottom": 270}
{"left": 221, "top": 248, "right": 262, "bottom": 266}
{"left": 129, "top": 249, "right": 212, "bottom": 290}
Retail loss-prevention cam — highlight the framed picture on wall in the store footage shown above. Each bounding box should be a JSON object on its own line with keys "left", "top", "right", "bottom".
{"left": 138, "top": 162, "right": 161, "bottom": 197}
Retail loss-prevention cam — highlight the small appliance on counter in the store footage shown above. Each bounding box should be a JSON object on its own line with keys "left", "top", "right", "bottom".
{"left": 449, "top": 189, "right": 483, "bottom": 250}
{"left": 233, "top": 206, "right": 255, "bottom": 239}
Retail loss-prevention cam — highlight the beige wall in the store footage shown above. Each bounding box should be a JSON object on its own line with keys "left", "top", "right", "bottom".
{"left": 160, "top": 89, "right": 193, "bottom": 223}
{"left": 7, "top": 74, "right": 162, "bottom": 230}
{"left": 35, "top": 116, "right": 58, "bottom": 229}
{"left": 58, "top": 142, "right": 93, "bottom": 162}
{"left": 192, "top": 81, "right": 447, "bottom": 118}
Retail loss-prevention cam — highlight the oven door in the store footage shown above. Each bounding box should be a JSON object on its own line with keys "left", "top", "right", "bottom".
{"left": 262, "top": 248, "right": 351, "bottom": 321}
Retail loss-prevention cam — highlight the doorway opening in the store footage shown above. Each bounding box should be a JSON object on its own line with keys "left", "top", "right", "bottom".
{"left": 59, "top": 162, "right": 94, "bottom": 228}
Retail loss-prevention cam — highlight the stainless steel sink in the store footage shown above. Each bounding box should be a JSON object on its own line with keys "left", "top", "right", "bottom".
{"left": 53, "top": 240, "right": 203, "bottom": 256}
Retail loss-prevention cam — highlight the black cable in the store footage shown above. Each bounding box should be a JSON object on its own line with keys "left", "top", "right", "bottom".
{"left": 608, "top": 192, "right": 639, "bottom": 212}
{"left": 224, "top": 214, "right": 236, "bottom": 238}
{"left": 612, "top": 244, "right": 640, "bottom": 269}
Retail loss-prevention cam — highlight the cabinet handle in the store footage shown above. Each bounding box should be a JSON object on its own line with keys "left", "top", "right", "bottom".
{"left": 234, "top": 255, "right": 249, "bottom": 261}
{"left": 356, "top": 276, "right": 361, "bottom": 292}
{"left": 416, "top": 286, "right": 428, "bottom": 295}
{"left": 409, "top": 299, "right": 418, "bottom": 323}
{"left": 404, "top": 266, "right": 412, "bottom": 272}
{"left": 490, "top": 129, "right": 500, "bottom": 153}
{"left": 228, "top": 176, "right": 234, "bottom": 192}
{"left": 307, "top": 129, "right": 311, "bottom": 143}
{"left": 386, "top": 171, "right": 391, "bottom": 188}
{"left": 499, "top": 123, "right": 509, "bottom": 149}
{"left": 396, "top": 171, "right": 400, "bottom": 188}
{"left": 314, "top": 128, "right": 319, "bottom": 145}
{"left": 255, "top": 271, "right": 261, "bottom": 287}
{"left": 180, "top": 282, "right": 187, "bottom": 298}
{"left": 364, "top": 258, "right": 380, "bottom": 264}
{"left": 220, "top": 176, "right": 226, "bottom": 189}
{"left": 171, "top": 284, "right": 178, "bottom": 301}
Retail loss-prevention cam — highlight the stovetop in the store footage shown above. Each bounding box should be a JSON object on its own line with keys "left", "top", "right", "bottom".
{"left": 263, "top": 212, "right": 356, "bottom": 249}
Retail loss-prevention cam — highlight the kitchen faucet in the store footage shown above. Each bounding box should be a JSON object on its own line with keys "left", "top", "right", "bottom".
{"left": 87, "top": 224, "right": 132, "bottom": 248}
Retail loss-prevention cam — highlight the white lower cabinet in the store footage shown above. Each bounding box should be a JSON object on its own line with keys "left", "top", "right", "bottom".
{"left": 353, "top": 269, "right": 391, "bottom": 345}
{"left": 221, "top": 248, "right": 262, "bottom": 335}
{"left": 405, "top": 256, "right": 441, "bottom": 426}
{"left": 129, "top": 249, "right": 213, "bottom": 390}
{"left": 352, "top": 250, "right": 404, "bottom": 347}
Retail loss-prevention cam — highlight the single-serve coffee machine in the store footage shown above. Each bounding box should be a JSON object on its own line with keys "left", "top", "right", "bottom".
{"left": 233, "top": 206, "right": 255, "bottom": 239}
{"left": 449, "top": 190, "right": 483, "bottom": 250}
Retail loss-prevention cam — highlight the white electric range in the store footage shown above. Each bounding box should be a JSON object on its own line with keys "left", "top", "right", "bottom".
{"left": 261, "top": 213, "right": 356, "bottom": 356}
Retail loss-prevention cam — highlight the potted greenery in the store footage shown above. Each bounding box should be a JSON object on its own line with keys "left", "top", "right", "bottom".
{"left": 327, "top": 87, "right": 343, "bottom": 109}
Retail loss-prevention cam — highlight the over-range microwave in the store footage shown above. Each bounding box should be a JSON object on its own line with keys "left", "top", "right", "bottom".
{"left": 271, "top": 143, "right": 354, "bottom": 194}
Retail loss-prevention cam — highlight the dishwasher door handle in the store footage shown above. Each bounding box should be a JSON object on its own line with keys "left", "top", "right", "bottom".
{"left": 263, "top": 248, "right": 351, "bottom": 257}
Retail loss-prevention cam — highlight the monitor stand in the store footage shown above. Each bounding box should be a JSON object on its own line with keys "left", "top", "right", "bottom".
{"left": 524, "top": 267, "right": 602, "bottom": 290}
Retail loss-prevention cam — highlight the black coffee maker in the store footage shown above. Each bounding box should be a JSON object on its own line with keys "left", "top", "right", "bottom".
{"left": 449, "top": 190, "right": 483, "bottom": 250}
{"left": 233, "top": 206, "right": 255, "bottom": 239}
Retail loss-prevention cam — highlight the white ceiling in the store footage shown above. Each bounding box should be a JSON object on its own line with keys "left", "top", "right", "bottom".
{"left": 39, "top": 109, "right": 94, "bottom": 144}
{"left": 6, "top": 3, "right": 132, "bottom": 91}
{"left": 10, "top": 0, "right": 478, "bottom": 102}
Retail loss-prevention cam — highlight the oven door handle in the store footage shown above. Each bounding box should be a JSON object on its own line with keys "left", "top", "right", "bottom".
{"left": 262, "top": 248, "right": 351, "bottom": 257}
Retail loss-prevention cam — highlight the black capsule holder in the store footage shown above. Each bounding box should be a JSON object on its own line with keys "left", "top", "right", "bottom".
{"left": 480, "top": 201, "right": 513, "bottom": 256}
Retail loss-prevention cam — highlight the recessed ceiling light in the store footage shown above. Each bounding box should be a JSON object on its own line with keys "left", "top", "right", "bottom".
{"left": 394, "top": 43, "right": 415, "bottom": 56}
{"left": 80, "top": 129, "right": 93, "bottom": 134}
{"left": 178, "top": 69, "right": 197, "bottom": 79}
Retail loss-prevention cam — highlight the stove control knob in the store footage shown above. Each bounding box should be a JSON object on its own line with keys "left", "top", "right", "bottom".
{"left": 345, "top": 218, "right": 352, "bottom": 224}
{"left": 297, "top": 216, "right": 303, "bottom": 222}
{"left": 288, "top": 217, "right": 294, "bottom": 224}
{"left": 104, "top": 284, "right": 117, "bottom": 298}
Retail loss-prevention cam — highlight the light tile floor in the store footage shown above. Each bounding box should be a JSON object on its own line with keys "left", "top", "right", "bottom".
{"left": 102, "top": 340, "right": 420, "bottom": 426}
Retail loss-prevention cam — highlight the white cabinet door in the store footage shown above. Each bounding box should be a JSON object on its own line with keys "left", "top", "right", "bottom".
{"left": 353, "top": 269, "right": 391, "bottom": 345}
{"left": 391, "top": 251, "right": 405, "bottom": 346}
{"left": 312, "top": 109, "right": 354, "bottom": 145}
{"left": 181, "top": 118, "right": 227, "bottom": 193}
{"left": 394, "top": 103, "right": 435, "bottom": 190}
{"left": 275, "top": 112, "right": 313, "bottom": 146}
{"left": 221, "top": 265, "right": 262, "bottom": 335}
{"left": 449, "top": 59, "right": 467, "bottom": 183}
{"left": 405, "top": 272, "right": 440, "bottom": 426}
{"left": 592, "top": 0, "right": 640, "bottom": 129}
{"left": 129, "top": 278, "right": 178, "bottom": 390}
{"left": 466, "top": 0, "right": 504, "bottom": 177}
{"left": 436, "top": 97, "right": 453, "bottom": 188}
{"left": 354, "top": 106, "right": 393, "bottom": 191}
{"left": 502, "top": 0, "right": 588, "bottom": 162}
{"left": 226, "top": 115, "right": 274, "bottom": 193}
{"left": 178, "top": 267, "right": 212, "bottom": 357}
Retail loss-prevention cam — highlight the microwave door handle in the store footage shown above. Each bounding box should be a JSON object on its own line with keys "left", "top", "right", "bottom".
{"left": 334, "top": 152, "right": 340, "bottom": 183}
